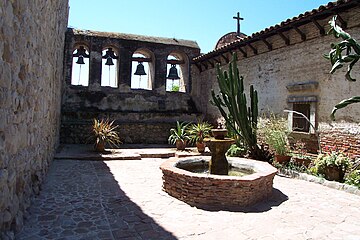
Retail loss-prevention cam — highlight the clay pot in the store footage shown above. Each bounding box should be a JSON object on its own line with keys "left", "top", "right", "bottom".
{"left": 324, "top": 166, "right": 344, "bottom": 181}
{"left": 274, "top": 155, "right": 291, "bottom": 165}
{"left": 196, "top": 142, "right": 206, "bottom": 153}
{"left": 176, "top": 140, "right": 187, "bottom": 150}
{"left": 95, "top": 141, "right": 105, "bottom": 152}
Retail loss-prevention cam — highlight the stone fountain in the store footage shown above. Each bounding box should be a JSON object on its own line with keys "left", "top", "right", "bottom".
{"left": 160, "top": 128, "right": 277, "bottom": 209}
{"left": 204, "top": 128, "right": 234, "bottom": 175}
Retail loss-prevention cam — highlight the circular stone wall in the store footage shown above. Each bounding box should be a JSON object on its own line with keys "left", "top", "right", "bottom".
{"left": 160, "top": 156, "right": 277, "bottom": 208}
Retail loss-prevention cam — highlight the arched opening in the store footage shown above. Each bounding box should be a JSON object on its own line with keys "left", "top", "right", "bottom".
{"left": 131, "top": 49, "right": 153, "bottom": 90}
{"left": 71, "top": 45, "right": 90, "bottom": 86}
{"left": 101, "top": 47, "right": 118, "bottom": 88}
{"left": 166, "top": 53, "right": 187, "bottom": 92}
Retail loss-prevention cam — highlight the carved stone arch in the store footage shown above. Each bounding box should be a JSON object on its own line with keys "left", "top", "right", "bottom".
{"left": 73, "top": 42, "right": 90, "bottom": 53}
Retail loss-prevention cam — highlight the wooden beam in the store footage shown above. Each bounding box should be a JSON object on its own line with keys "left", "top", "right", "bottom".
{"left": 131, "top": 57, "right": 152, "bottom": 62}
{"left": 221, "top": 54, "right": 229, "bottom": 63}
{"left": 194, "top": 63, "right": 202, "bottom": 72}
{"left": 262, "top": 39, "right": 272, "bottom": 51}
{"left": 201, "top": 62, "right": 208, "bottom": 70}
{"left": 311, "top": 19, "right": 325, "bottom": 36}
{"left": 207, "top": 59, "right": 215, "bottom": 68}
{"left": 166, "top": 59, "right": 185, "bottom": 65}
{"left": 237, "top": 46, "right": 247, "bottom": 57}
{"left": 293, "top": 26, "right": 306, "bottom": 41}
{"left": 278, "top": 32, "right": 290, "bottom": 45}
{"left": 247, "top": 43, "right": 258, "bottom": 55}
{"left": 213, "top": 58, "right": 221, "bottom": 64}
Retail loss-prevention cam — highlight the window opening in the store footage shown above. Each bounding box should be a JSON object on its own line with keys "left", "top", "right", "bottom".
{"left": 292, "top": 103, "right": 311, "bottom": 132}
{"left": 101, "top": 48, "right": 118, "bottom": 87}
{"left": 71, "top": 46, "right": 90, "bottom": 86}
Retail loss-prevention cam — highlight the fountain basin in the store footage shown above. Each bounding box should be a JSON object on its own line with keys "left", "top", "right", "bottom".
{"left": 160, "top": 156, "right": 277, "bottom": 208}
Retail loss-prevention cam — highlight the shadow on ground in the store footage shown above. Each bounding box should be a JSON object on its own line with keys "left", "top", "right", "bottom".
{"left": 193, "top": 188, "right": 289, "bottom": 213}
{"left": 16, "top": 160, "right": 176, "bottom": 239}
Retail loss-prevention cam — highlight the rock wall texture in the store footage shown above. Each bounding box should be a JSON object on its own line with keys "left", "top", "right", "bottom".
{"left": 0, "top": 0, "right": 69, "bottom": 237}
{"left": 192, "top": 5, "right": 360, "bottom": 157}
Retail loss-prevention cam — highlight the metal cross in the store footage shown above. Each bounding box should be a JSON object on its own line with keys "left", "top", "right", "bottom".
{"left": 233, "top": 12, "right": 244, "bottom": 36}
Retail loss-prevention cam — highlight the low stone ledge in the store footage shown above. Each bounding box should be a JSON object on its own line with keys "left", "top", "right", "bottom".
{"left": 277, "top": 168, "right": 360, "bottom": 196}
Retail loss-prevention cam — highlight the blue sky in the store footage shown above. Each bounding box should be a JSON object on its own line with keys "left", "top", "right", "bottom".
{"left": 68, "top": 0, "right": 331, "bottom": 53}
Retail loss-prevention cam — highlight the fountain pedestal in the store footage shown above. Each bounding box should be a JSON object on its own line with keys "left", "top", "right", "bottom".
{"left": 204, "top": 139, "right": 234, "bottom": 175}
{"left": 204, "top": 128, "right": 234, "bottom": 175}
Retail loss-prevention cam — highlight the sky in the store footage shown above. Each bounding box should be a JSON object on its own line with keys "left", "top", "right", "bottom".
{"left": 68, "top": 0, "right": 331, "bottom": 53}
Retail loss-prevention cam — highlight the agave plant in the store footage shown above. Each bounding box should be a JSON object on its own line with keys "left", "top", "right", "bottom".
{"left": 91, "top": 118, "right": 121, "bottom": 152}
{"left": 324, "top": 16, "right": 360, "bottom": 120}
{"left": 168, "top": 121, "right": 190, "bottom": 150}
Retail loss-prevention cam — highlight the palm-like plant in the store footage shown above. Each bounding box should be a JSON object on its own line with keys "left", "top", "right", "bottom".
{"left": 187, "top": 121, "right": 212, "bottom": 144}
{"left": 188, "top": 121, "right": 212, "bottom": 153}
{"left": 91, "top": 118, "right": 121, "bottom": 152}
{"left": 168, "top": 121, "right": 190, "bottom": 150}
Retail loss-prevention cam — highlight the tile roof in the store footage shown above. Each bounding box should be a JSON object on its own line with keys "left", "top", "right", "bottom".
{"left": 194, "top": 0, "right": 359, "bottom": 62}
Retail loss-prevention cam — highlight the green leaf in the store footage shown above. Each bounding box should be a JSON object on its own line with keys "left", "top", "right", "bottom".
{"left": 330, "top": 96, "right": 360, "bottom": 120}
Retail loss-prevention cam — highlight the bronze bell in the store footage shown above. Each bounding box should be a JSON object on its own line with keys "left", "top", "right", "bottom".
{"left": 134, "top": 62, "right": 146, "bottom": 75}
{"left": 76, "top": 55, "right": 85, "bottom": 64}
{"left": 105, "top": 57, "right": 114, "bottom": 66}
{"left": 167, "top": 64, "right": 180, "bottom": 79}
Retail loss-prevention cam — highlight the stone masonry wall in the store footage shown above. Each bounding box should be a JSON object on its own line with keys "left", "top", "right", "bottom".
{"left": 192, "top": 6, "right": 360, "bottom": 158}
{"left": 0, "top": 1, "right": 69, "bottom": 237}
{"left": 61, "top": 30, "right": 200, "bottom": 144}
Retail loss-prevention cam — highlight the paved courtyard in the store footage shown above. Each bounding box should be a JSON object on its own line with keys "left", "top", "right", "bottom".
{"left": 16, "top": 157, "right": 360, "bottom": 240}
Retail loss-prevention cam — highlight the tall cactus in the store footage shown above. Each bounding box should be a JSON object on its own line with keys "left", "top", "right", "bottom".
{"left": 211, "top": 53, "right": 269, "bottom": 160}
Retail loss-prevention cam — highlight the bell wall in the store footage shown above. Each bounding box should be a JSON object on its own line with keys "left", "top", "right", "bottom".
{"left": 61, "top": 30, "right": 201, "bottom": 144}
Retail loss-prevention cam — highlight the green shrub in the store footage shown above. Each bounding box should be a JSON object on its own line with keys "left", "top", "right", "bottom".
{"left": 314, "top": 152, "right": 351, "bottom": 173}
{"left": 171, "top": 85, "right": 180, "bottom": 92}
{"left": 345, "top": 170, "right": 360, "bottom": 188}
{"left": 259, "top": 114, "right": 290, "bottom": 156}
{"left": 226, "top": 144, "right": 247, "bottom": 157}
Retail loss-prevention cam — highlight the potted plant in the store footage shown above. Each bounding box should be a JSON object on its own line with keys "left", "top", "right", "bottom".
{"left": 263, "top": 115, "right": 291, "bottom": 164}
{"left": 90, "top": 118, "right": 121, "bottom": 152}
{"left": 291, "top": 140, "right": 312, "bottom": 167}
{"left": 313, "top": 151, "right": 351, "bottom": 182}
{"left": 187, "top": 121, "right": 212, "bottom": 153}
{"left": 168, "top": 121, "right": 190, "bottom": 150}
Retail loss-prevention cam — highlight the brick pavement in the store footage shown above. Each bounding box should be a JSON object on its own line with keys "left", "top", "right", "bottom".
{"left": 16, "top": 158, "right": 360, "bottom": 240}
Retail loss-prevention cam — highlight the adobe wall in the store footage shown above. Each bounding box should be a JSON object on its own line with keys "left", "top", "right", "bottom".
{"left": 61, "top": 30, "right": 201, "bottom": 144}
{"left": 192, "top": 6, "right": 360, "bottom": 157}
{"left": 0, "top": 1, "right": 69, "bottom": 237}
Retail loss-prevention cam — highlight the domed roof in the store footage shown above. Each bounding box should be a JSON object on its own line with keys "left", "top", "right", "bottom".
{"left": 215, "top": 32, "right": 247, "bottom": 50}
